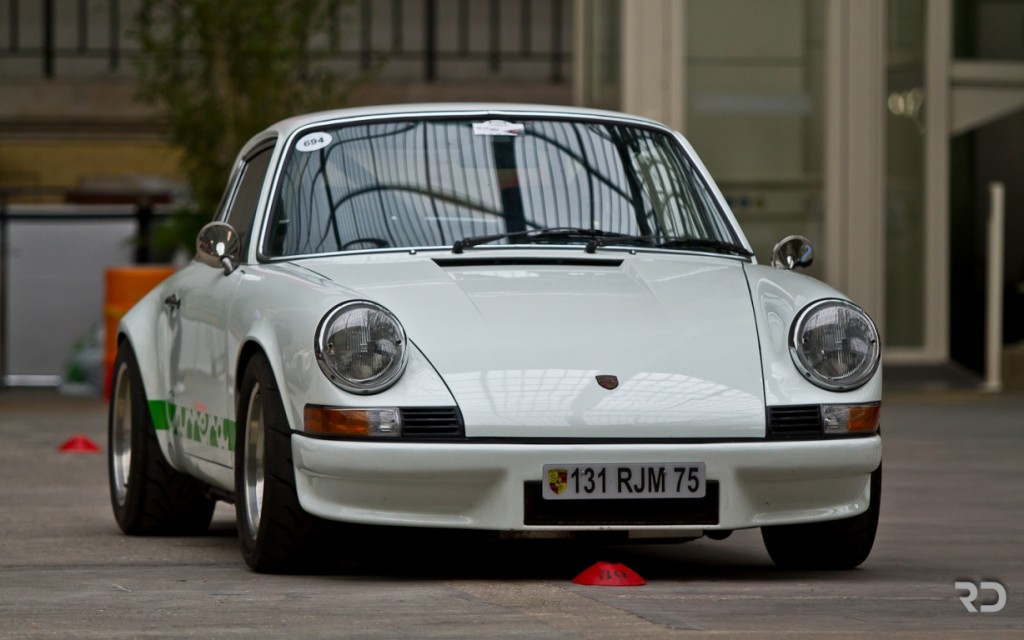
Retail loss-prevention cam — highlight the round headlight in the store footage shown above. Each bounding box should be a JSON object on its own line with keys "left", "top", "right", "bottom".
{"left": 790, "top": 299, "right": 880, "bottom": 391}
{"left": 315, "top": 301, "right": 408, "bottom": 394}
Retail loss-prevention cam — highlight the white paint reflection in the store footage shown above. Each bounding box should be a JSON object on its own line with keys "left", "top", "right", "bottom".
{"left": 449, "top": 369, "right": 596, "bottom": 427}
{"left": 446, "top": 368, "right": 763, "bottom": 435}
{"left": 586, "top": 371, "right": 761, "bottom": 426}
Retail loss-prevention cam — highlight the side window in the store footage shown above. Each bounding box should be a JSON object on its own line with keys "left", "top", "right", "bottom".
{"left": 224, "top": 145, "right": 274, "bottom": 260}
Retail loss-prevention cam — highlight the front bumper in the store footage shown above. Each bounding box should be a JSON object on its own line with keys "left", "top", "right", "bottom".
{"left": 291, "top": 435, "right": 882, "bottom": 531}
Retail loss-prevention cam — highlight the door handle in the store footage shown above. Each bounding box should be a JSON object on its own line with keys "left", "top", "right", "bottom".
{"left": 163, "top": 294, "right": 181, "bottom": 310}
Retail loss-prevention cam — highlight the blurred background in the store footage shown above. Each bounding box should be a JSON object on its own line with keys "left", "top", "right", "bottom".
{"left": 0, "top": 0, "right": 1021, "bottom": 393}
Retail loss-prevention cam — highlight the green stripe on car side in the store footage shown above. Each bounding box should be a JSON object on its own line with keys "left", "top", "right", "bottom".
{"left": 148, "top": 400, "right": 236, "bottom": 452}
{"left": 149, "top": 400, "right": 173, "bottom": 431}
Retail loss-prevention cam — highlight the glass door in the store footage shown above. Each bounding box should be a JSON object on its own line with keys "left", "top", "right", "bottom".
{"left": 886, "top": 0, "right": 927, "bottom": 349}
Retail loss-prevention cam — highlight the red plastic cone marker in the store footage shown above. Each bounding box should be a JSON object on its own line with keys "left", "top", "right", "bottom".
{"left": 572, "top": 561, "right": 646, "bottom": 586}
{"left": 59, "top": 435, "right": 101, "bottom": 453}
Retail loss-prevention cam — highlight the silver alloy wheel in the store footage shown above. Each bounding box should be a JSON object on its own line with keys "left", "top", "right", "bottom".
{"left": 110, "top": 361, "right": 132, "bottom": 506}
{"left": 242, "top": 383, "right": 266, "bottom": 540}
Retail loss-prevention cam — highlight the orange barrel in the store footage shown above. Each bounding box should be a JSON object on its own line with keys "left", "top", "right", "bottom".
{"left": 104, "top": 266, "right": 176, "bottom": 398}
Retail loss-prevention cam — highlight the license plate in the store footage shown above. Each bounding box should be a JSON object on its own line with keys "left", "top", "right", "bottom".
{"left": 541, "top": 463, "right": 706, "bottom": 500}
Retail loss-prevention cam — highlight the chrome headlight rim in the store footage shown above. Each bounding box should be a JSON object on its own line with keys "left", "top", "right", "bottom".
{"left": 314, "top": 300, "right": 409, "bottom": 395}
{"left": 789, "top": 298, "right": 881, "bottom": 392}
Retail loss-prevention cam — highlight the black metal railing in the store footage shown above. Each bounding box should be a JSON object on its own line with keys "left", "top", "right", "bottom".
{"left": 0, "top": 0, "right": 571, "bottom": 82}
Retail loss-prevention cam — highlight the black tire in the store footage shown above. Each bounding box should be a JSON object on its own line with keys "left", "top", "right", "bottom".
{"left": 761, "top": 465, "right": 881, "bottom": 570}
{"left": 234, "top": 353, "right": 340, "bottom": 573}
{"left": 107, "top": 341, "right": 216, "bottom": 535}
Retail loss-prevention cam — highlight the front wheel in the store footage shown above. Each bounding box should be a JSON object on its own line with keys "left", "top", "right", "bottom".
{"left": 234, "top": 353, "right": 341, "bottom": 573}
{"left": 108, "top": 341, "right": 215, "bottom": 535}
{"left": 761, "top": 465, "right": 881, "bottom": 570}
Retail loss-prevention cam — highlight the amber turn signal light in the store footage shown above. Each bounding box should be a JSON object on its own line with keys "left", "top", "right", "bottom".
{"left": 304, "top": 406, "right": 401, "bottom": 436}
{"left": 848, "top": 403, "right": 881, "bottom": 433}
{"left": 822, "top": 402, "right": 880, "bottom": 434}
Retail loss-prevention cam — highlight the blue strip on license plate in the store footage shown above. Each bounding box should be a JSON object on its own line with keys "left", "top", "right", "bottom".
{"left": 541, "top": 463, "right": 706, "bottom": 500}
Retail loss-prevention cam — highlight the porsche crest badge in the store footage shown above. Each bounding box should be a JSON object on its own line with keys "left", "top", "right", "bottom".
{"left": 596, "top": 375, "right": 619, "bottom": 390}
{"left": 548, "top": 468, "right": 568, "bottom": 495}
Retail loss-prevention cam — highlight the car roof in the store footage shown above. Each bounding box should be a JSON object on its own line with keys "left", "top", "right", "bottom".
{"left": 246, "top": 103, "right": 670, "bottom": 152}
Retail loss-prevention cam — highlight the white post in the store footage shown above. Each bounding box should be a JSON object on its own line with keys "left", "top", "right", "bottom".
{"left": 823, "top": 0, "right": 886, "bottom": 326}
{"left": 620, "top": 0, "right": 686, "bottom": 132}
{"left": 983, "top": 181, "right": 1005, "bottom": 392}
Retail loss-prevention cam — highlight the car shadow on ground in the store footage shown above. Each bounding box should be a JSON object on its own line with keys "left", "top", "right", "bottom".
{"left": 202, "top": 513, "right": 875, "bottom": 583}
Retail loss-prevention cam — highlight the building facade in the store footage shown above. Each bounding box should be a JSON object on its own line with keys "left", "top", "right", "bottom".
{"left": 0, "top": 0, "right": 1022, "bottom": 380}
{"left": 574, "top": 0, "right": 1024, "bottom": 373}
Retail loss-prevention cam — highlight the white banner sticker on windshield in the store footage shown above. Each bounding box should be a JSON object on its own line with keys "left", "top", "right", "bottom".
{"left": 473, "top": 121, "right": 525, "bottom": 136}
{"left": 295, "top": 131, "right": 333, "bottom": 152}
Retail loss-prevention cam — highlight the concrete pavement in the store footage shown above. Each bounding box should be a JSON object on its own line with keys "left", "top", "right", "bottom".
{"left": 0, "top": 388, "right": 1021, "bottom": 638}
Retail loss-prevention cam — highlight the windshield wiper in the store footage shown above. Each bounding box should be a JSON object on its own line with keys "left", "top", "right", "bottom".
{"left": 655, "top": 237, "right": 754, "bottom": 258}
{"left": 451, "top": 228, "right": 752, "bottom": 258}
{"left": 452, "top": 227, "right": 648, "bottom": 254}
{"left": 532, "top": 228, "right": 651, "bottom": 254}
{"left": 582, "top": 233, "right": 752, "bottom": 257}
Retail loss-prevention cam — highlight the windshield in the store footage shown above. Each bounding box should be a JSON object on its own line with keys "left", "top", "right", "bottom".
{"left": 264, "top": 118, "right": 740, "bottom": 257}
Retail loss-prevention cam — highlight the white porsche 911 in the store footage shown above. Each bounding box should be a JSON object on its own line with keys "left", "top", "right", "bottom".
{"left": 108, "top": 103, "right": 882, "bottom": 573}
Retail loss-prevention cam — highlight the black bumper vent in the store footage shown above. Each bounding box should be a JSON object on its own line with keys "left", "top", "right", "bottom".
{"left": 767, "top": 405, "right": 823, "bottom": 437}
{"left": 400, "top": 407, "right": 465, "bottom": 438}
{"left": 523, "top": 481, "right": 719, "bottom": 526}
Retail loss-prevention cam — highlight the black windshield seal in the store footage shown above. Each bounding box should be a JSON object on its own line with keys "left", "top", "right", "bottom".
{"left": 653, "top": 237, "right": 754, "bottom": 257}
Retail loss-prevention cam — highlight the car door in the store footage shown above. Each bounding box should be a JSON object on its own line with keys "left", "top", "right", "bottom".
{"left": 169, "top": 142, "right": 275, "bottom": 481}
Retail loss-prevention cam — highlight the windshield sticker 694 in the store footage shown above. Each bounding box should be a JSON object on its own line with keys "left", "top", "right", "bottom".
{"left": 148, "top": 400, "right": 236, "bottom": 452}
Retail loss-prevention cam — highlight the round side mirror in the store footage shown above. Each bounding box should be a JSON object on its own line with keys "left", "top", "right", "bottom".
{"left": 771, "top": 235, "right": 814, "bottom": 270}
{"left": 196, "top": 221, "right": 241, "bottom": 274}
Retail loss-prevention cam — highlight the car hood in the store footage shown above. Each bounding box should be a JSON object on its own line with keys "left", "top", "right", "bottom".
{"left": 301, "top": 251, "right": 766, "bottom": 438}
